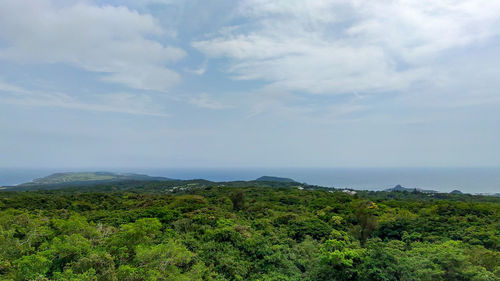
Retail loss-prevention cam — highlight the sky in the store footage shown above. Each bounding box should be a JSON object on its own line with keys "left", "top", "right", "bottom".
{"left": 1, "top": 0, "right": 500, "bottom": 169}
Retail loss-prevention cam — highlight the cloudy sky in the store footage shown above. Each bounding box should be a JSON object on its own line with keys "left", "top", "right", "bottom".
{"left": 1, "top": 0, "right": 500, "bottom": 168}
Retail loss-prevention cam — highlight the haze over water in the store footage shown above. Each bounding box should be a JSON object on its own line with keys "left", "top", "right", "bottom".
{"left": 1, "top": 167, "right": 499, "bottom": 194}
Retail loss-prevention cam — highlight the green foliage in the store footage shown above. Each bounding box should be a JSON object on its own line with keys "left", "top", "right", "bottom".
{"left": 169, "top": 195, "right": 208, "bottom": 212}
{"left": 355, "top": 201, "right": 379, "bottom": 245}
{"left": 230, "top": 190, "right": 245, "bottom": 211}
{"left": 14, "top": 253, "right": 51, "bottom": 280}
{"left": 0, "top": 182, "right": 499, "bottom": 280}
{"left": 52, "top": 268, "right": 98, "bottom": 281}
{"left": 133, "top": 241, "right": 209, "bottom": 280}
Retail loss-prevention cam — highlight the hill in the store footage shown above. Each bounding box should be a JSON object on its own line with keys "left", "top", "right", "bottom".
{"left": 385, "top": 184, "right": 438, "bottom": 193}
{"left": 13, "top": 172, "right": 176, "bottom": 190}
{"left": 255, "top": 176, "right": 297, "bottom": 183}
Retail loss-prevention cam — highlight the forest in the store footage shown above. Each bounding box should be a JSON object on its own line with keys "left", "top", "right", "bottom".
{"left": 0, "top": 180, "right": 499, "bottom": 281}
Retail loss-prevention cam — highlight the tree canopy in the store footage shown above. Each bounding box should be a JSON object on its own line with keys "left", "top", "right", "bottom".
{"left": 0, "top": 181, "right": 499, "bottom": 280}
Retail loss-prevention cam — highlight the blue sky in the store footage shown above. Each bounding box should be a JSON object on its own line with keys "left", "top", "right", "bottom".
{"left": 1, "top": 0, "right": 500, "bottom": 168}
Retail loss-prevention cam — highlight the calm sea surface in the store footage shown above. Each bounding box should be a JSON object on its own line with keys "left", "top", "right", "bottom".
{"left": 1, "top": 167, "right": 499, "bottom": 194}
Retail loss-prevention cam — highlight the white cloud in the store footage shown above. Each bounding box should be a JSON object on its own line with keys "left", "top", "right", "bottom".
{"left": 0, "top": 80, "right": 30, "bottom": 94}
{"left": 194, "top": 0, "right": 500, "bottom": 95}
{"left": 189, "top": 93, "right": 231, "bottom": 109}
{"left": 0, "top": 82, "right": 168, "bottom": 116}
{"left": 0, "top": 0, "right": 185, "bottom": 91}
{"left": 185, "top": 60, "right": 208, "bottom": 75}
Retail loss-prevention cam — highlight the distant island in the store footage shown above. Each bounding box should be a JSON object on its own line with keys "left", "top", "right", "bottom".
{"left": 4, "top": 172, "right": 303, "bottom": 191}
{"left": 16, "top": 173, "right": 300, "bottom": 187}
{"left": 18, "top": 172, "right": 175, "bottom": 187}
{"left": 255, "top": 176, "right": 298, "bottom": 183}
{"left": 385, "top": 184, "right": 438, "bottom": 194}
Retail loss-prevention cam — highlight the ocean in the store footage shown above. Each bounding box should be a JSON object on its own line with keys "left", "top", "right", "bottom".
{"left": 1, "top": 167, "right": 499, "bottom": 194}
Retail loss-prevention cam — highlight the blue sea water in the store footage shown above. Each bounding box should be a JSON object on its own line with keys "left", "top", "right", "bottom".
{"left": 1, "top": 167, "right": 499, "bottom": 194}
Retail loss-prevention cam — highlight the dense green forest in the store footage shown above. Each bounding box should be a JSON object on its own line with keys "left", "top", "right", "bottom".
{"left": 1, "top": 180, "right": 499, "bottom": 280}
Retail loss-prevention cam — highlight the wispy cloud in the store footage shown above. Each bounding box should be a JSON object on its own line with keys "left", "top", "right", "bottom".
{"left": 0, "top": 82, "right": 168, "bottom": 117}
{"left": 189, "top": 93, "right": 232, "bottom": 109}
{"left": 0, "top": 80, "right": 30, "bottom": 94}
{"left": 185, "top": 60, "right": 208, "bottom": 75}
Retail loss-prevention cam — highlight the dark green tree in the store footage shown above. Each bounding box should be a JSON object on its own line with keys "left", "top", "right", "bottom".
{"left": 230, "top": 190, "right": 245, "bottom": 211}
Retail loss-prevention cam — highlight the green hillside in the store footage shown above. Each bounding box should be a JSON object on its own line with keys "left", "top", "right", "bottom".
{"left": 15, "top": 172, "right": 175, "bottom": 189}
{"left": 255, "top": 176, "right": 298, "bottom": 183}
{"left": 25, "top": 172, "right": 117, "bottom": 185}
